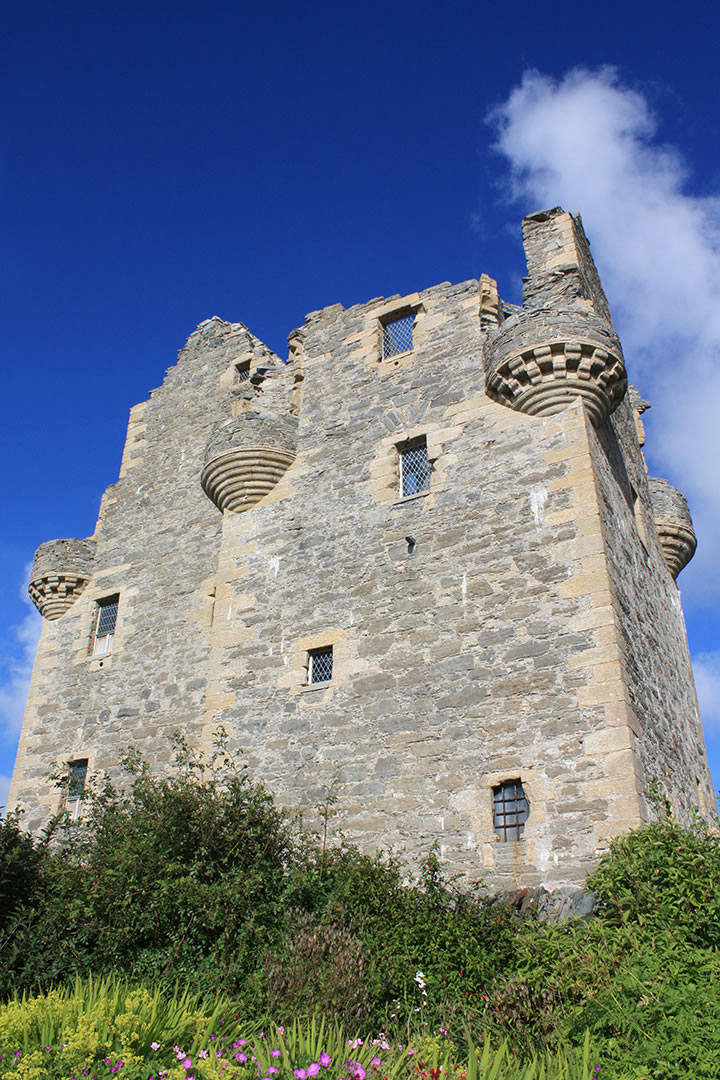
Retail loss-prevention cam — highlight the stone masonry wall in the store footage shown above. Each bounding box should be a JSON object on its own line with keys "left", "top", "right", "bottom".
{"left": 587, "top": 397, "right": 715, "bottom": 818}
{"left": 10, "top": 209, "right": 715, "bottom": 892}
{"left": 10, "top": 319, "right": 287, "bottom": 827}
{"left": 198, "top": 281, "right": 649, "bottom": 890}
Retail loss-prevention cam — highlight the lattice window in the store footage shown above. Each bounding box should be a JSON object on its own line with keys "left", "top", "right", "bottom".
{"left": 400, "top": 440, "right": 431, "bottom": 497}
{"left": 66, "top": 758, "right": 88, "bottom": 818}
{"left": 308, "top": 646, "right": 333, "bottom": 684}
{"left": 382, "top": 312, "right": 414, "bottom": 358}
{"left": 493, "top": 780, "right": 529, "bottom": 841}
{"left": 235, "top": 361, "right": 251, "bottom": 383}
{"left": 92, "top": 595, "right": 119, "bottom": 657}
{"left": 67, "top": 759, "right": 88, "bottom": 801}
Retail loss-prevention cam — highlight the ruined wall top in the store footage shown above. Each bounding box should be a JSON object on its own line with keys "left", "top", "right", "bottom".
{"left": 521, "top": 208, "right": 613, "bottom": 323}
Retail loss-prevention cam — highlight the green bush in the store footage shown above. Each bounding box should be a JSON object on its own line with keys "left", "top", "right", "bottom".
{"left": 587, "top": 811, "right": 720, "bottom": 947}
{"left": 4, "top": 743, "right": 720, "bottom": 1076}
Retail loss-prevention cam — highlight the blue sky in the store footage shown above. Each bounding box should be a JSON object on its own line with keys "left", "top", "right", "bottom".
{"left": 2, "top": 0, "right": 720, "bottom": 810}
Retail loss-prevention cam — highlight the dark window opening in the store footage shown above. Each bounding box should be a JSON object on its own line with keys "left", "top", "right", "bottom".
{"left": 493, "top": 779, "right": 529, "bottom": 841}
{"left": 67, "top": 759, "right": 88, "bottom": 802}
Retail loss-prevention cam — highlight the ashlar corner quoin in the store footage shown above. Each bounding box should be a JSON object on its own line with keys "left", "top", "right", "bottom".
{"left": 11, "top": 208, "right": 715, "bottom": 893}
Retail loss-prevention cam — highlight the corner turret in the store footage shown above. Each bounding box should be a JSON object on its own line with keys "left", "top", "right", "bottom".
{"left": 648, "top": 477, "right": 697, "bottom": 579}
{"left": 28, "top": 538, "right": 96, "bottom": 619}
{"left": 485, "top": 208, "right": 627, "bottom": 427}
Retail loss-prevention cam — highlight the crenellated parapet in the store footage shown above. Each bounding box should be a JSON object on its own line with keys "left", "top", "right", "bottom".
{"left": 28, "top": 538, "right": 96, "bottom": 620}
{"left": 485, "top": 307, "right": 627, "bottom": 428}
{"left": 201, "top": 411, "right": 297, "bottom": 513}
{"left": 648, "top": 477, "right": 697, "bottom": 579}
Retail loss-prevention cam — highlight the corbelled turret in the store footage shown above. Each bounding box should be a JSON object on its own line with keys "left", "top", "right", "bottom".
{"left": 28, "top": 537, "right": 95, "bottom": 619}
{"left": 648, "top": 476, "right": 697, "bottom": 579}
{"left": 485, "top": 208, "right": 627, "bottom": 427}
{"left": 201, "top": 411, "right": 297, "bottom": 513}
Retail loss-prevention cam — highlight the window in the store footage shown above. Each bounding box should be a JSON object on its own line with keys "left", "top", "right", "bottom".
{"left": 67, "top": 758, "right": 88, "bottom": 818}
{"left": 235, "top": 361, "right": 251, "bottom": 383}
{"left": 308, "top": 646, "right": 333, "bottom": 684}
{"left": 382, "top": 312, "right": 414, "bottom": 358}
{"left": 493, "top": 780, "right": 529, "bottom": 841}
{"left": 92, "top": 595, "right": 119, "bottom": 657}
{"left": 399, "top": 439, "right": 431, "bottom": 497}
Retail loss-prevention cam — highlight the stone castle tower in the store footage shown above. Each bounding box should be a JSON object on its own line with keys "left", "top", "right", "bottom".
{"left": 9, "top": 208, "right": 714, "bottom": 892}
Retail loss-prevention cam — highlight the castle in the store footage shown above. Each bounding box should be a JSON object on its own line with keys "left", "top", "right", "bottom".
{"left": 9, "top": 207, "right": 715, "bottom": 892}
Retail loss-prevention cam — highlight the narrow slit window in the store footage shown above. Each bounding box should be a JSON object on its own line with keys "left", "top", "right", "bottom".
{"left": 92, "top": 595, "right": 119, "bottom": 657}
{"left": 400, "top": 439, "right": 431, "bottom": 497}
{"left": 493, "top": 780, "right": 529, "bottom": 841}
{"left": 67, "top": 758, "right": 88, "bottom": 818}
{"left": 382, "top": 312, "right": 414, "bottom": 359}
{"left": 308, "top": 646, "right": 333, "bottom": 684}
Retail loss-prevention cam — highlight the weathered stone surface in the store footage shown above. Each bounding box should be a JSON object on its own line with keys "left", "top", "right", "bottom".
{"left": 9, "top": 209, "right": 715, "bottom": 894}
{"left": 647, "top": 476, "right": 697, "bottom": 579}
{"left": 28, "top": 538, "right": 96, "bottom": 620}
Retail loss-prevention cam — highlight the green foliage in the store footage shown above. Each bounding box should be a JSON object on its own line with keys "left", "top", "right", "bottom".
{"left": 0, "top": 811, "right": 45, "bottom": 932}
{"left": 587, "top": 812, "right": 720, "bottom": 947}
{"left": 0, "top": 974, "right": 254, "bottom": 1079}
{"left": 4, "top": 748, "right": 720, "bottom": 1076}
{"left": 0, "top": 977, "right": 598, "bottom": 1080}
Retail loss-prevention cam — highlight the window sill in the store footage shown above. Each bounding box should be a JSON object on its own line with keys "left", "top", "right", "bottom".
{"left": 87, "top": 654, "right": 113, "bottom": 670}
{"left": 300, "top": 680, "right": 332, "bottom": 693}
{"left": 381, "top": 349, "right": 413, "bottom": 363}
{"left": 392, "top": 491, "right": 430, "bottom": 507}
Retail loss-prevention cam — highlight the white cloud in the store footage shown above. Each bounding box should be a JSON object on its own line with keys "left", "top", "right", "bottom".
{"left": 489, "top": 68, "right": 720, "bottom": 609}
{"left": 694, "top": 651, "right": 720, "bottom": 731}
{"left": 0, "top": 568, "right": 42, "bottom": 743}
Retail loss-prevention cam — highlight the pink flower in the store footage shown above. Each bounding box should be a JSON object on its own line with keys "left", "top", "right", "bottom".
{"left": 236, "top": 1053, "right": 247, "bottom": 1063}
{"left": 271, "top": 1050, "right": 281, "bottom": 1058}
{"left": 308, "top": 1065, "right": 320, "bottom": 1076}
{"left": 371, "top": 1060, "right": 381, "bottom": 1067}
{"left": 320, "top": 1054, "right": 331, "bottom": 1068}
{"left": 294, "top": 1070, "right": 307, "bottom": 1079}
{"left": 151, "top": 1043, "right": 160, "bottom": 1051}
{"left": 182, "top": 1059, "right": 193, "bottom": 1070}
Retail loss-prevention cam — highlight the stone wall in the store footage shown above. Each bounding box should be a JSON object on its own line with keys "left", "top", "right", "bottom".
{"left": 10, "top": 209, "right": 715, "bottom": 892}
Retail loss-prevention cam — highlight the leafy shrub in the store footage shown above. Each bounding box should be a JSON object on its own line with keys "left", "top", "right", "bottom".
{"left": 587, "top": 812, "right": 720, "bottom": 947}
{"left": 265, "top": 909, "right": 372, "bottom": 1025}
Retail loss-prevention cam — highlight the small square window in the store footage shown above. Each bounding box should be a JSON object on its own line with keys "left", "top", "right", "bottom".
{"left": 399, "top": 439, "right": 431, "bottom": 497}
{"left": 382, "top": 312, "right": 414, "bottom": 359}
{"left": 493, "top": 780, "right": 529, "bottom": 841}
{"left": 235, "top": 361, "right": 251, "bottom": 383}
{"left": 308, "top": 646, "right": 333, "bottom": 684}
{"left": 92, "top": 595, "right": 119, "bottom": 657}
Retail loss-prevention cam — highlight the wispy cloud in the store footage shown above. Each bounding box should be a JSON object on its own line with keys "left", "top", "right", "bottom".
{"left": 488, "top": 67, "right": 720, "bottom": 609}
{"left": 0, "top": 567, "right": 41, "bottom": 743}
